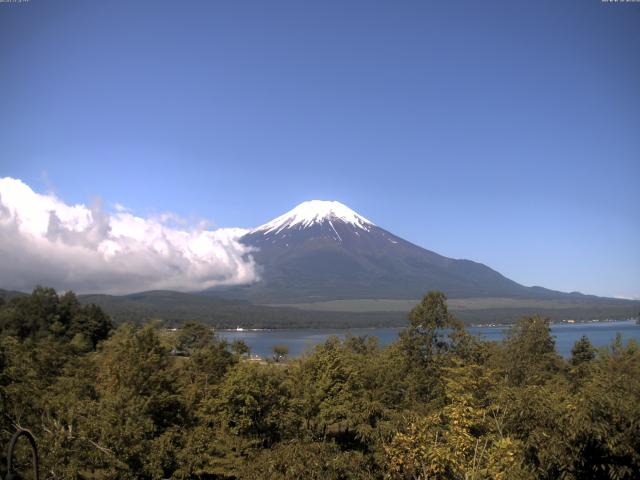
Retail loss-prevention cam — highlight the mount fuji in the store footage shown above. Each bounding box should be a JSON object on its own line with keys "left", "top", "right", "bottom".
{"left": 212, "top": 200, "right": 585, "bottom": 304}
{"left": 50, "top": 200, "right": 637, "bottom": 327}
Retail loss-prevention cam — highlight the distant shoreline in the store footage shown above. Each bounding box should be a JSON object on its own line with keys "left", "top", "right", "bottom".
{"left": 217, "top": 318, "right": 639, "bottom": 332}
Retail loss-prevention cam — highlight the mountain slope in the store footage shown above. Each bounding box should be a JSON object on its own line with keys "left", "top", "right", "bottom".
{"left": 78, "top": 290, "right": 640, "bottom": 327}
{"left": 212, "top": 201, "right": 588, "bottom": 303}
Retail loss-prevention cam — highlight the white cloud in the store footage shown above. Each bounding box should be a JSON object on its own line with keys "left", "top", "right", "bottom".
{"left": 0, "top": 177, "right": 258, "bottom": 294}
{"left": 113, "top": 202, "right": 130, "bottom": 213}
{"left": 615, "top": 294, "right": 640, "bottom": 301}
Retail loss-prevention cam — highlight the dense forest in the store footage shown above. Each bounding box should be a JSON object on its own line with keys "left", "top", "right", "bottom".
{"left": 0, "top": 288, "right": 410, "bottom": 329}
{"left": 5, "top": 289, "right": 638, "bottom": 329}
{"left": 1, "top": 287, "right": 639, "bottom": 479}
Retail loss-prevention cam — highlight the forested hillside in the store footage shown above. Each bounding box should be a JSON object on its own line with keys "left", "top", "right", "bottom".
{"left": 78, "top": 290, "right": 407, "bottom": 328}
{"left": 4, "top": 288, "right": 637, "bottom": 328}
{"left": 1, "top": 288, "right": 639, "bottom": 479}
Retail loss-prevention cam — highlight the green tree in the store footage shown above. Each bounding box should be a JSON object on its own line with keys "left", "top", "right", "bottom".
{"left": 293, "top": 337, "right": 370, "bottom": 444}
{"left": 178, "top": 334, "right": 237, "bottom": 411}
{"left": 399, "top": 291, "right": 462, "bottom": 402}
{"left": 385, "top": 360, "right": 531, "bottom": 480}
{"left": 0, "top": 286, "right": 59, "bottom": 339}
{"left": 86, "top": 324, "right": 184, "bottom": 479}
{"left": 562, "top": 338, "right": 640, "bottom": 479}
{"left": 570, "top": 335, "right": 595, "bottom": 366}
{"left": 242, "top": 440, "right": 371, "bottom": 480}
{"left": 500, "top": 315, "right": 563, "bottom": 386}
{"left": 214, "top": 362, "right": 293, "bottom": 447}
{"left": 176, "top": 320, "right": 215, "bottom": 353}
{"left": 232, "top": 338, "right": 251, "bottom": 357}
{"left": 70, "top": 303, "right": 113, "bottom": 348}
{"left": 0, "top": 288, "right": 112, "bottom": 347}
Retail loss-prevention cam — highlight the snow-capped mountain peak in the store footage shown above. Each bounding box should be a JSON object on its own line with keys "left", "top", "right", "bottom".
{"left": 252, "top": 200, "right": 374, "bottom": 235}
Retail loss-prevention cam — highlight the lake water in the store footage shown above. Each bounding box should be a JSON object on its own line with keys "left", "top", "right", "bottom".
{"left": 218, "top": 320, "right": 640, "bottom": 358}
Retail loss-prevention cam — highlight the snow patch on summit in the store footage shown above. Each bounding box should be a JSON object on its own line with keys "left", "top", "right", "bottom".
{"left": 252, "top": 200, "right": 374, "bottom": 235}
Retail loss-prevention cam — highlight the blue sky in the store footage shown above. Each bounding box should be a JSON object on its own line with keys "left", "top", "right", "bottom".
{"left": 1, "top": 0, "right": 638, "bottom": 298}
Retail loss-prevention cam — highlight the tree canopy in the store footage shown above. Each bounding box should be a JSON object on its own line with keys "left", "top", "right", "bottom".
{"left": 1, "top": 288, "right": 638, "bottom": 479}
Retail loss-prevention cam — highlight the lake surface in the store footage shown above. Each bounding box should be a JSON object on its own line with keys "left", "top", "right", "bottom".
{"left": 218, "top": 320, "right": 640, "bottom": 358}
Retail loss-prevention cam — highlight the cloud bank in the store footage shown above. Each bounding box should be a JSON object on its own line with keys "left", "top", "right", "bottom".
{"left": 0, "top": 177, "right": 258, "bottom": 294}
